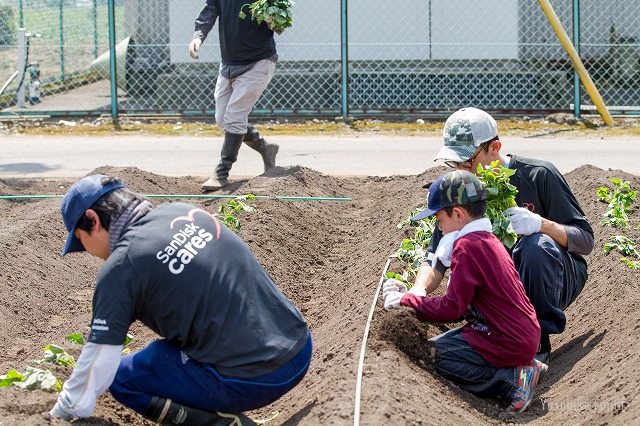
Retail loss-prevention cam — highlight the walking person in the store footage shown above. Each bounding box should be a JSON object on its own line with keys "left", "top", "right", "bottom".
{"left": 49, "top": 174, "right": 312, "bottom": 425}
{"left": 189, "top": 0, "right": 282, "bottom": 190}
{"left": 410, "top": 107, "right": 594, "bottom": 364}
{"left": 383, "top": 170, "right": 546, "bottom": 413}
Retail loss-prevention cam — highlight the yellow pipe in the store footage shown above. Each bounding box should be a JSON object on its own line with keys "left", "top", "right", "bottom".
{"left": 537, "top": 0, "right": 614, "bottom": 125}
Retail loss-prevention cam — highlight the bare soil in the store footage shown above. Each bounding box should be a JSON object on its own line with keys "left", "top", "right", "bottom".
{"left": 0, "top": 163, "right": 638, "bottom": 425}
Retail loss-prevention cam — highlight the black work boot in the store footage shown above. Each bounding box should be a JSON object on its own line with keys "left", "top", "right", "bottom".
{"left": 243, "top": 125, "right": 279, "bottom": 171}
{"left": 202, "top": 132, "right": 244, "bottom": 191}
{"left": 143, "top": 396, "right": 255, "bottom": 425}
{"left": 535, "top": 333, "right": 551, "bottom": 366}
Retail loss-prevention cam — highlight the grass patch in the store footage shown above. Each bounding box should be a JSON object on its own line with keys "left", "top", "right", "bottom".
{"left": 7, "top": 116, "right": 640, "bottom": 139}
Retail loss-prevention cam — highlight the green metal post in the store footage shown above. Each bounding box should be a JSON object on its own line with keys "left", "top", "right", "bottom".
{"left": 59, "top": 0, "right": 65, "bottom": 79}
{"left": 92, "top": 0, "right": 98, "bottom": 58}
{"left": 340, "top": 0, "right": 349, "bottom": 118}
{"left": 573, "top": 0, "right": 580, "bottom": 118}
{"left": 428, "top": 0, "right": 432, "bottom": 59}
{"left": 18, "top": 0, "right": 23, "bottom": 28}
{"left": 107, "top": 0, "right": 119, "bottom": 120}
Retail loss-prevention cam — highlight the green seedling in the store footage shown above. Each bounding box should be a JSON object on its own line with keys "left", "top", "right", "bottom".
{"left": 604, "top": 235, "right": 640, "bottom": 269}
{"left": 38, "top": 344, "right": 76, "bottom": 368}
{"left": 0, "top": 331, "right": 135, "bottom": 394}
{"left": 65, "top": 332, "right": 133, "bottom": 352}
{"left": 2, "top": 343, "right": 70, "bottom": 393}
{"left": 217, "top": 195, "right": 256, "bottom": 232}
{"left": 0, "top": 369, "right": 24, "bottom": 387}
{"left": 0, "top": 367, "right": 61, "bottom": 392}
{"left": 66, "top": 332, "right": 85, "bottom": 346}
{"left": 384, "top": 271, "right": 409, "bottom": 285}
{"left": 239, "top": 0, "right": 294, "bottom": 32}
{"left": 394, "top": 210, "right": 436, "bottom": 280}
{"left": 598, "top": 178, "right": 636, "bottom": 228}
{"left": 476, "top": 161, "right": 519, "bottom": 248}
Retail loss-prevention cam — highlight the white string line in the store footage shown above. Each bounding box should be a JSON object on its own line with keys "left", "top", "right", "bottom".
{"left": 353, "top": 256, "right": 392, "bottom": 426}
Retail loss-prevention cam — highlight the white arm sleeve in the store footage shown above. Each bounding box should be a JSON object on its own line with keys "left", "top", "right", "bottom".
{"left": 50, "top": 343, "right": 122, "bottom": 419}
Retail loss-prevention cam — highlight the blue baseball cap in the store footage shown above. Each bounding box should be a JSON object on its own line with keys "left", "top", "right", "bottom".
{"left": 411, "top": 170, "right": 486, "bottom": 221}
{"left": 60, "top": 174, "right": 125, "bottom": 255}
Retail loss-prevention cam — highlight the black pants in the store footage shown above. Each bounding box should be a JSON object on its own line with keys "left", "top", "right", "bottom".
{"left": 511, "top": 233, "right": 588, "bottom": 335}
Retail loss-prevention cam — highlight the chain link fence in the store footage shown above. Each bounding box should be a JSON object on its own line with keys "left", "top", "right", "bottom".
{"left": 0, "top": 0, "right": 638, "bottom": 118}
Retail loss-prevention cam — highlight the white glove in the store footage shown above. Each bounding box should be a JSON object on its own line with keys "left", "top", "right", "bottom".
{"left": 408, "top": 285, "right": 426, "bottom": 297}
{"left": 431, "top": 231, "right": 458, "bottom": 269}
{"left": 383, "top": 291, "right": 404, "bottom": 310}
{"left": 382, "top": 278, "right": 407, "bottom": 300}
{"left": 188, "top": 38, "right": 202, "bottom": 59}
{"left": 50, "top": 402, "right": 74, "bottom": 421}
{"left": 505, "top": 207, "right": 542, "bottom": 236}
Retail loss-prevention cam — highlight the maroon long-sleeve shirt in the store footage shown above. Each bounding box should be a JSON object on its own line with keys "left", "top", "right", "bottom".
{"left": 402, "top": 231, "right": 540, "bottom": 367}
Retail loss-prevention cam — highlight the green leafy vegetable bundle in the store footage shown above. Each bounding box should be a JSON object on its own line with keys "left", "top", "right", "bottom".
{"left": 476, "top": 160, "right": 519, "bottom": 248}
{"left": 239, "top": 0, "right": 294, "bottom": 32}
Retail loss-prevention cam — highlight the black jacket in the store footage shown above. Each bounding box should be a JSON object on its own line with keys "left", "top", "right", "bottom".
{"left": 193, "top": 0, "right": 277, "bottom": 65}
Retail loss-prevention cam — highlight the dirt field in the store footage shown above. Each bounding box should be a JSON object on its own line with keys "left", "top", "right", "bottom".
{"left": 0, "top": 161, "right": 638, "bottom": 425}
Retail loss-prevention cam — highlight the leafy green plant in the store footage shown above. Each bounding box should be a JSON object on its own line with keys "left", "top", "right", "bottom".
{"left": 598, "top": 178, "right": 636, "bottom": 228}
{"left": 0, "top": 367, "right": 61, "bottom": 392}
{"left": 66, "top": 332, "right": 85, "bottom": 346}
{"left": 387, "top": 163, "right": 519, "bottom": 286}
{"left": 217, "top": 195, "right": 256, "bottom": 232}
{"left": 476, "top": 160, "right": 519, "bottom": 248}
{"left": 1, "top": 343, "right": 72, "bottom": 392}
{"left": 36, "top": 344, "right": 77, "bottom": 368}
{"left": 383, "top": 271, "right": 409, "bottom": 285}
{"left": 394, "top": 209, "right": 436, "bottom": 280}
{"left": 604, "top": 235, "right": 640, "bottom": 269}
{"left": 0, "top": 331, "right": 134, "bottom": 394}
{"left": 239, "top": 0, "right": 294, "bottom": 32}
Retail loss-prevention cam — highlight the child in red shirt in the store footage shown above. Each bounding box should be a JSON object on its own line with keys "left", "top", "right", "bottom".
{"left": 383, "top": 170, "right": 546, "bottom": 413}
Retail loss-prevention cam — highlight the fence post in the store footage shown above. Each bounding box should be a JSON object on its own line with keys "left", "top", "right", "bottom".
{"left": 18, "top": 0, "right": 23, "bottom": 28}
{"left": 573, "top": 0, "right": 580, "bottom": 118}
{"left": 340, "top": 0, "right": 349, "bottom": 118}
{"left": 17, "top": 28, "right": 26, "bottom": 108}
{"left": 107, "top": 0, "right": 119, "bottom": 120}
{"left": 59, "top": 0, "right": 65, "bottom": 79}
{"left": 93, "top": 0, "right": 98, "bottom": 59}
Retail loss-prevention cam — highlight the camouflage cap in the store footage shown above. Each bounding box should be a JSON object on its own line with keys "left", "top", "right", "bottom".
{"left": 411, "top": 170, "right": 486, "bottom": 221}
{"left": 434, "top": 107, "right": 499, "bottom": 163}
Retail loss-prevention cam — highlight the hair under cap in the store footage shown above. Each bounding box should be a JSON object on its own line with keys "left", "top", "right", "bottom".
{"left": 60, "top": 174, "right": 125, "bottom": 255}
{"left": 433, "top": 107, "right": 498, "bottom": 163}
{"left": 411, "top": 170, "right": 486, "bottom": 221}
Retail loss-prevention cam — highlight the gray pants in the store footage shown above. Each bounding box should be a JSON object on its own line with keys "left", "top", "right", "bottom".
{"left": 214, "top": 58, "right": 276, "bottom": 134}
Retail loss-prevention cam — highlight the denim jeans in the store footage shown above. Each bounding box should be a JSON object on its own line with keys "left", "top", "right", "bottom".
{"left": 431, "top": 327, "right": 518, "bottom": 400}
{"left": 109, "top": 332, "right": 312, "bottom": 415}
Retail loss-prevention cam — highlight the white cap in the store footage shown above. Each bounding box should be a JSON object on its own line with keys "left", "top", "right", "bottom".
{"left": 434, "top": 108, "right": 499, "bottom": 163}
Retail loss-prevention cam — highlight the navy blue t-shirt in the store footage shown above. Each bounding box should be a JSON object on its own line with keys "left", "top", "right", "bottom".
{"left": 88, "top": 202, "right": 308, "bottom": 378}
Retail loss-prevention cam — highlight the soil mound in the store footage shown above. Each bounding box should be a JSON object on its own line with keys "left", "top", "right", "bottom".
{"left": 0, "top": 164, "right": 637, "bottom": 425}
